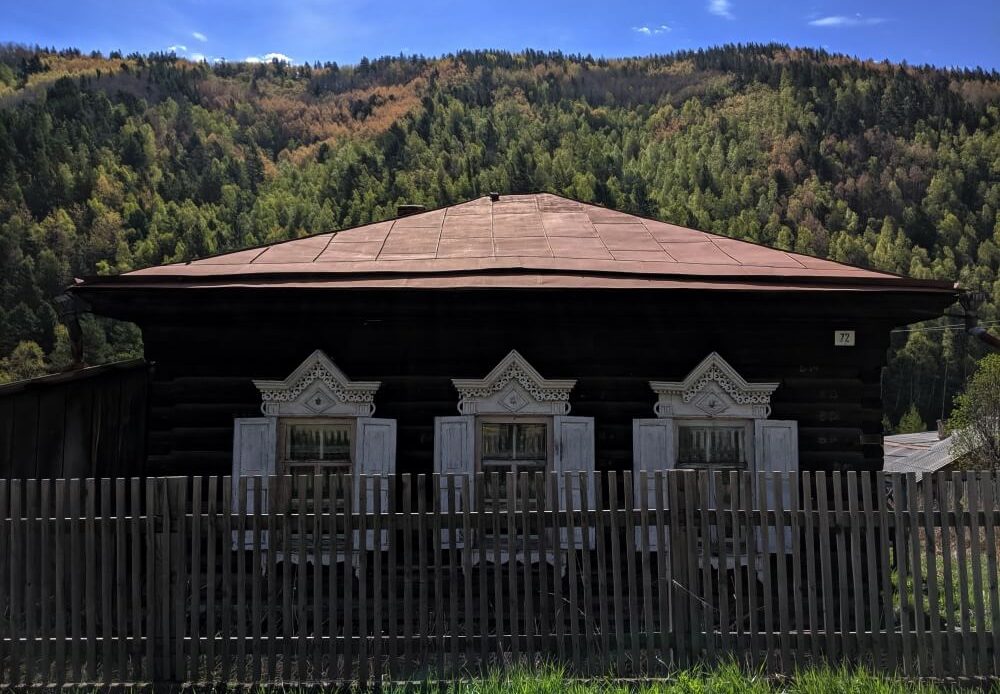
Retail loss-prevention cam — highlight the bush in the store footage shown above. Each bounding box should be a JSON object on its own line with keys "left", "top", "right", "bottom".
{"left": 948, "top": 353, "right": 1000, "bottom": 470}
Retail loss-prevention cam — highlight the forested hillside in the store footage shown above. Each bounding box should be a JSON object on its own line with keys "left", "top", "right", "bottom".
{"left": 1, "top": 43, "right": 998, "bottom": 429}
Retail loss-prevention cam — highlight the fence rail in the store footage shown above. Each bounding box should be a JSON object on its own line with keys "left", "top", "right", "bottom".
{"left": 1, "top": 471, "right": 999, "bottom": 688}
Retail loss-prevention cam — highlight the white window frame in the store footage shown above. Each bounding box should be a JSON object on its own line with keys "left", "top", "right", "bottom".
{"left": 278, "top": 416, "right": 358, "bottom": 476}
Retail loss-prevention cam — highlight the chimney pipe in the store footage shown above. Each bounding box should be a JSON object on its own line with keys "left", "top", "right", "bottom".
{"left": 396, "top": 204, "right": 426, "bottom": 217}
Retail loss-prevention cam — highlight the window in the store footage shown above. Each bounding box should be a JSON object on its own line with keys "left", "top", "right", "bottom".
{"left": 479, "top": 418, "right": 550, "bottom": 521}
{"left": 279, "top": 418, "right": 354, "bottom": 521}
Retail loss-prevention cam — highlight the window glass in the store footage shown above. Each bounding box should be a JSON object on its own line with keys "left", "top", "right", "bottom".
{"left": 480, "top": 420, "right": 549, "bottom": 542}
{"left": 678, "top": 424, "right": 747, "bottom": 467}
{"left": 286, "top": 422, "right": 352, "bottom": 464}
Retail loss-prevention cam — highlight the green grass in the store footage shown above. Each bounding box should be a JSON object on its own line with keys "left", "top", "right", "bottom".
{"left": 378, "top": 663, "right": 998, "bottom": 693}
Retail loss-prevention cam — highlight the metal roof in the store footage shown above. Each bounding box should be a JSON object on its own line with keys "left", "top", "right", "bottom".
{"left": 883, "top": 431, "right": 959, "bottom": 480}
{"left": 73, "top": 193, "right": 956, "bottom": 293}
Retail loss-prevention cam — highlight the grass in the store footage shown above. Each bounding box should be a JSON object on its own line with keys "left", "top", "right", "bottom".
{"left": 376, "top": 663, "right": 999, "bottom": 693}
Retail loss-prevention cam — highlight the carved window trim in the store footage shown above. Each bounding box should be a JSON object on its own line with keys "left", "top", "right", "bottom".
{"left": 649, "top": 352, "right": 779, "bottom": 421}
{"left": 452, "top": 350, "right": 576, "bottom": 416}
{"left": 253, "top": 349, "right": 381, "bottom": 418}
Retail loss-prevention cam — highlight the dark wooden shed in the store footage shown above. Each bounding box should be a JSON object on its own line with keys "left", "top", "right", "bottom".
{"left": 68, "top": 193, "right": 955, "bottom": 483}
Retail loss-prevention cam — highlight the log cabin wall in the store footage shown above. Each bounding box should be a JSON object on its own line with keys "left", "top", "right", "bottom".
{"left": 119, "top": 288, "right": 925, "bottom": 478}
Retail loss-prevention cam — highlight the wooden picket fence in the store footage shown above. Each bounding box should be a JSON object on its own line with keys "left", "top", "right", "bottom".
{"left": 1, "top": 471, "right": 998, "bottom": 688}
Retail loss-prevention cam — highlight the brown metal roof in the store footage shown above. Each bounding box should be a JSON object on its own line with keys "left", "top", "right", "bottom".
{"left": 73, "top": 193, "right": 955, "bottom": 293}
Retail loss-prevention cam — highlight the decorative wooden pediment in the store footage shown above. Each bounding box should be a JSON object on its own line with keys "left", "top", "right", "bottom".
{"left": 453, "top": 350, "right": 576, "bottom": 416}
{"left": 649, "top": 352, "right": 779, "bottom": 419}
{"left": 253, "top": 350, "right": 381, "bottom": 417}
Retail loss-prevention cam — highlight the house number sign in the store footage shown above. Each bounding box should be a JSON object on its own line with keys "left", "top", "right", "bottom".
{"left": 834, "top": 330, "right": 856, "bottom": 347}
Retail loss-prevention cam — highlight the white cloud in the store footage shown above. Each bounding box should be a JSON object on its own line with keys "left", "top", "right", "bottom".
{"left": 189, "top": 53, "right": 207, "bottom": 62}
{"left": 809, "top": 14, "right": 886, "bottom": 27}
{"left": 633, "top": 24, "right": 671, "bottom": 36}
{"left": 708, "top": 0, "right": 733, "bottom": 19}
{"left": 166, "top": 44, "right": 187, "bottom": 53}
{"left": 192, "top": 31, "right": 208, "bottom": 42}
{"left": 242, "top": 52, "right": 294, "bottom": 64}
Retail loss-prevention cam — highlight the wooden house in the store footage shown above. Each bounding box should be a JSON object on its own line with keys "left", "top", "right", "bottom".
{"left": 68, "top": 193, "right": 956, "bottom": 510}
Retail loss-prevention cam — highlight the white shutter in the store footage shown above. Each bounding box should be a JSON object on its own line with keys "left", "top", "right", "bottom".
{"left": 355, "top": 417, "right": 397, "bottom": 550}
{"left": 434, "top": 415, "right": 475, "bottom": 547}
{"left": 754, "top": 419, "right": 798, "bottom": 553}
{"left": 632, "top": 418, "right": 675, "bottom": 549}
{"left": 554, "top": 415, "right": 596, "bottom": 549}
{"left": 232, "top": 417, "right": 276, "bottom": 548}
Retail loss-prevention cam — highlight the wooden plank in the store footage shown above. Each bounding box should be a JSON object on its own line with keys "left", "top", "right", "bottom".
{"left": 205, "top": 476, "right": 218, "bottom": 686}
{"left": 401, "top": 474, "right": 413, "bottom": 675}
{"left": 595, "top": 473, "right": 611, "bottom": 671}
{"left": 314, "top": 473, "right": 327, "bottom": 681}
{"left": 190, "top": 475, "right": 203, "bottom": 683}
{"left": 607, "top": 472, "right": 625, "bottom": 674}
{"left": 952, "top": 472, "right": 971, "bottom": 677}
{"left": 113, "top": 479, "right": 127, "bottom": 683}
{"left": 815, "top": 472, "right": 835, "bottom": 664}
{"left": 788, "top": 471, "right": 804, "bottom": 670}
{"left": 448, "top": 474, "right": 461, "bottom": 672}
{"left": 548, "top": 472, "right": 565, "bottom": 667}
{"left": 296, "top": 475, "right": 309, "bottom": 683}
{"left": 327, "top": 474, "right": 340, "bottom": 682}
{"left": 773, "top": 472, "right": 791, "bottom": 673}
{"left": 666, "top": 472, "right": 685, "bottom": 667}
{"left": 170, "top": 477, "right": 188, "bottom": 682}
{"left": 235, "top": 476, "right": 248, "bottom": 683}
{"left": 731, "top": 471, "right": 746, "bottom": 662}
{"left": 831, "top": 472, "right": 850, "bottom": 664}
{"left": 801, "top": 472, "right": 819, "bottom": 664}
{"left": 875, "top": 472, "right": 897, "bottom": 671}
{"left": 623, "top": 471, "right": 641, "bottom": 675}
{"left": 741, "top": 473, "right": 758, "bottom": 667}
{"left": 372, "top": 475, "right": 385, "bottom": 685}
{"left": 53, "top": 480, "right": 67, "bottom": 686}
{"left": 577, "top": 472, "right": 595, "bottom": 674}
{"left": 716, "top": 471, "right": 733, "bottom": 661}
{"left": 461, "top": 474, "right": 473, "bottom": 672}
{"left": 157, "top": 478, "right": 171, "bottom": 684}
{"left": 491, "top": 471, "right": 504, "bottom": 668}
{"left": 905, "top": 474, "right": 928, "bottom": 676}
{"left": 922, "top": 474, "right": 943, "bottom": 677}
{"left": 84, "top": 478, "right": 97, "bottom": 683}
{"left": 23, "top": 480, "right": 38, "bottom": 686}
{"left": 8, "top": 480, "right": 25, "bottom": 687}
{"left": 220, "top": 476, "right": 233, "bottom": 683}
{"left": 981, "top": 474, "right": 1000, "bottom": 678}
{"left": 505, "top": 472, "right": 518, "bottom": 664}
{"left": 432, "top": 472, "right": 446, "bottom": 675}
{"left": 520, "top": 473, "right": 535, "bottom": 663}
{"left": 697, "top": 471, "right": 715, "bottom": 668}
{"left": 860, "top": 473, "right": 883, "bottom": 671}
{"left": 757, "top": 473, "right": 775, "bottom": 672}
{"left": 253, "top": 478, "right": 266, "bottom": 683}
{"left": 638, "top": 471, "right": 654, "bottom": 675}
{"left": 935, "top": 472, "right": 956, "bottom": 677}
{"left": 563, "top": 470, "right": 581, "bottom": 672}
{"left": 38, "top": 481, "right": 51, "bottom": 685}
{"left": 682, "top": 473, "right": 701, "bottom": 666}
{"left": 891, "top": 474, "right": 912, "bottom": 675}
{"left": 387, "top": 475, "right": 399, "bottom": 681}
{"left": 144, "top": 479, "right": 156, "bottom": 684}
{"left": 846, "top": 473, "right": 865, "bottom": 666}
{"left": 358, "top": 475, "right": 370, "bottom": 686}
{"left": 475, "top": 472, "right": 488, "bottom": 668}
{"left": 99, "top": 478, "right": 113, "bottom": 687}
{"left": 966, "top": 473, "right": 987, "bottom": 676}
{"left": 280, "top": 476, "right": 293, "bottom": 681}
{"left": 342, "top": 474, "right": 355, "bottom": 683}
{"left": 415, "top": 474, "right": 427, "bottom": 675}
{"left": 653, "top": 472, "right": 669, "bottom": 674}
{"left": 535, "top": 471, "right": 550, "bottom": 666}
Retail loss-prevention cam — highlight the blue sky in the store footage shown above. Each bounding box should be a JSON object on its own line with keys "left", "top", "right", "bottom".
{"left": 5, "top": 0, "right": 999, "bottom": 71}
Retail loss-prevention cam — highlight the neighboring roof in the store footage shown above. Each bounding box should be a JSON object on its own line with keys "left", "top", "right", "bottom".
{"left": 73, "top": 193, "right": 956, "bottom": 293}
{"left": 0, "top": 359, "right": 147, "bottom": 396}
{"left": 883, "top": 431, "right": 959, "bottom": 480}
